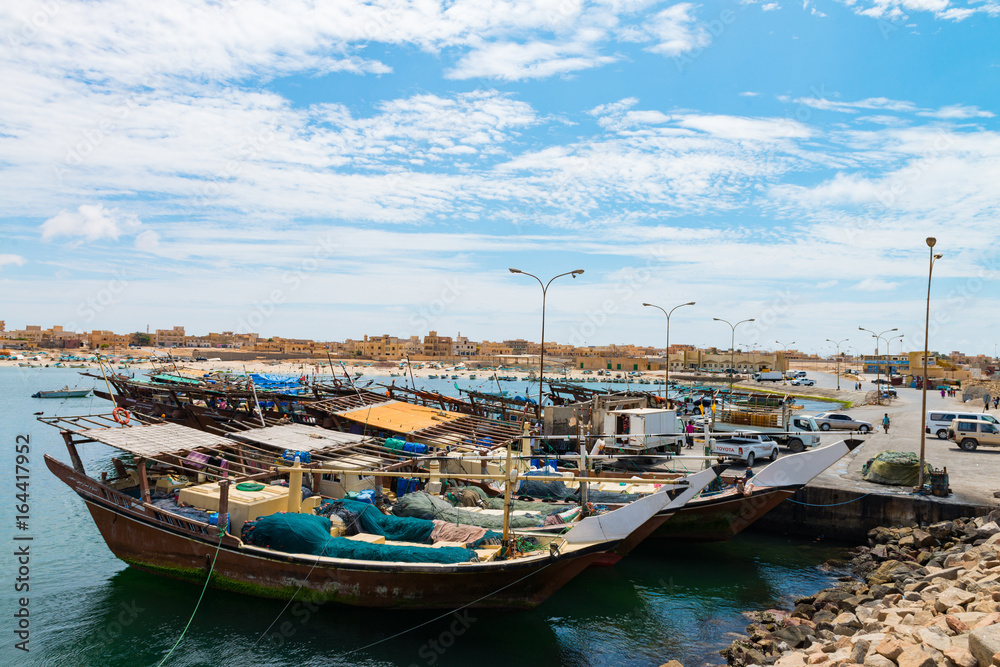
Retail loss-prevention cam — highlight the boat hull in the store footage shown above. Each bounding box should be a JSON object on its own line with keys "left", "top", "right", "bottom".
{"left": 32, "top": 389, "right": 91, "bottom": 398}
{"left": 47, "top": 455, "right": 610, "bottom": 609}
{"left": 650, "top": 487, "right": 796, "bottom": 542}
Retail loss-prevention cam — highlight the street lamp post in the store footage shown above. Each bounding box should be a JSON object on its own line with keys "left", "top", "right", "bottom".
{"left": 714, "top": 317, "right": 756, "bottom": 393}
{"left": 775, "top": 340, "right": 795, "bottom": 376}
{"left": 859, "top": 326, "right": 898, "bottom": 403}
{"left": 918, "top": 239, "right": 943, "bottom": 491}
{"left": 643, "top": 301, "right": 695, "bottom": 402}
{"left": 825, "top": 338, "right": 849, "bottom": 390}
{"left": 509, "top": 268, "right": 585, "bottom": 420}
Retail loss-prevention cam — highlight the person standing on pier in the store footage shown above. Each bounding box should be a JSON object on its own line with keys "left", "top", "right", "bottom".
{"left": 882, "top": 413, "right": 890, "bottom": 434}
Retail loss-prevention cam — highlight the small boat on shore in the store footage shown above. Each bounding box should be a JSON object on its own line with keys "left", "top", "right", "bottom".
{"left": 31, "top": 387, "right": 92, "bottom": 399}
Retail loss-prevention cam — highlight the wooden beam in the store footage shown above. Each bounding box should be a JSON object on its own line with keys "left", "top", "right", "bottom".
{"left": 135, "top": 457, "right": 151, "bottom": 502}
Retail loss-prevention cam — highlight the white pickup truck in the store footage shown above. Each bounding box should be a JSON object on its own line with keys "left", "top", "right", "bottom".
{"left": 711, "top": 432, "right": 780, "bottom": 467}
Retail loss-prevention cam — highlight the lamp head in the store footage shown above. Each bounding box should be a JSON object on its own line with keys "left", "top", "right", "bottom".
{"left": 685, "top": 301, "right": 696, "bottom": 306}
{"left": 926, "top": 237, "right": 936, "bottom": 248}
{"left": 934, "top": 254, "right": 942, "bottom": 260}
{"left": 642, "top": 302, "right": 653, "bottom": 307}
{"left": 572, "top": 269, "right": 584, "bottom": 276}
{"left": 508, "top": 268, "right": 521, "bottom": 274}
{"left": 713, "top": 318, "right": 723, "bottom": 322}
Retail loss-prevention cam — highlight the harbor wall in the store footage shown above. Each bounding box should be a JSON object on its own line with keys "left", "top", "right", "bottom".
{"left": 752, "top": 483, "right": 993, "bottom": 541}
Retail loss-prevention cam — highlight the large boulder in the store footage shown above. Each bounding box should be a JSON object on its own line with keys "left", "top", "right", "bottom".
{"left": 936, "top": 587, "right": 978, "bottom": 613}
{"left": 969, "top": 624, "right": 1000, "bottom": 667}
{"left": 912, "top": 528, "right": 938, "bottom": 549}
{"left": 875, "top": 636, "right": 904, "bottom": 661}
{"left": 928, "top": 521, "right": 956, "bottom": 540}
{"left": 772, "top": 625, "right": 816, "bottom": 649}
{"left": 868, "top": 560, "right": 904, "bottom": 586}
{"left": 896, "top": 646, "right": 936, "bottom": 667}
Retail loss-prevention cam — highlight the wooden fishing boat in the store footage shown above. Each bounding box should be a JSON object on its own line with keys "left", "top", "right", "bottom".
{"left": 646, "top": 439, "right": 861, "bottom": 541}
{"left": 42, "top": 416, "right": 711, "bottom": 610}
{"left": 31, "top": 387, "right": 92, "bottom": 399}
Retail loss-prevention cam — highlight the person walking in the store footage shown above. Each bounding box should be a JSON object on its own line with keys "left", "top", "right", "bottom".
{"left": 941, "top": 389, "right": 946, "bottom": 399}
{"left": 882, "top": 413, "right": 890, "bottom": 434}
{"left": 985, "top": 393, "right": 992, "bottom": 412}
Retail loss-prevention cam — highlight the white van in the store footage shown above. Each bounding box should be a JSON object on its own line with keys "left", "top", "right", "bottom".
{"left": 926, "top": 411, "right": 1000, "bottom": 439}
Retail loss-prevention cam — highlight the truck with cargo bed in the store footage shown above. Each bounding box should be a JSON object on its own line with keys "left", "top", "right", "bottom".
{"left": 752, "top": 371, "right": 784, "bottom": 382}
{"left": 710, "top": 403, "right": 821, "bottom": 453}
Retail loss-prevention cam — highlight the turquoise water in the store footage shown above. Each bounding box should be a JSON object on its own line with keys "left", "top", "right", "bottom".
{"left": 1, "top": 367, "right": 849, "bottom": 667}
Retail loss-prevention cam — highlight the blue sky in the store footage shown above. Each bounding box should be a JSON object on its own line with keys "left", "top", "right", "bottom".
{"left": 1, "top": 0, "right": 998, "bottom": 356}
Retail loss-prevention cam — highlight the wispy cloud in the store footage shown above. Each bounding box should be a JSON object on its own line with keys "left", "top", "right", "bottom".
{"left": 0, "top": 254, "right": 27, "bottom": 270}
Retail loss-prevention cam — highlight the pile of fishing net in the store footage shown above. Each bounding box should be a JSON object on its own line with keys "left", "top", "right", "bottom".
{"left": 240, "top": 512, "right": 476, "bottom": 564}
{"left": 861, "top": 451, "right": 933, "bottom": 486}
{"left": 316, "top": 499, "right": 503, "bottom": 548}
{"left": 392, "top": 491, "right": 549, "bottom": 529}
{"left": 517, "top": 476, "right": 647, "bottom": 505}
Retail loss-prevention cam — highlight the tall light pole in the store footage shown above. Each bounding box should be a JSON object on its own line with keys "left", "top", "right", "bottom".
{"left": 859, "top": 326, "right": 898, "bottom": 403}
{"left": 509, "top": 268, "right": 585, "bottom": 420}
{"left": 715, "top": 317, "right": 755, "bottom": 393}
{"left": 775, "top": 340, "right": 795, "bottom": 375}
{"left": 825, "top": 338, "right": 849, "bottom": 390}
{"left": 918, "top": 239, "right": 943, "bottom": 491}
{"left": 643, "top": 301, "right": 695, "bottom": 402}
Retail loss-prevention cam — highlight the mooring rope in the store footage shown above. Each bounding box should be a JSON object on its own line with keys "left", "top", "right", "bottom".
{"left": 156, "top": 527, "right": 226, "bottom": 666}
{"left": 786, "top": 493, "right": 871, "bottom": 507}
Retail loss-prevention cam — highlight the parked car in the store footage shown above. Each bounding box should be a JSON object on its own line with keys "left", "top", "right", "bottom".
{"left": 790, "top": 378, "right": 815, "bottom": 386}
{"left": 790, "top": 371, "right": 807, "bottom": 378}
{"left": 926, "top": 411, "right": 1000, "bottom": 440}
{"left": 947, "top": 418, "right": 1000, "bottom": 451}
{"left": 812, "top": 412, "right": 873, "bottom": 433}
{"left": 711, "top": 432, "right": 779, "bottom": 467}
{"left": 871, "top": 378, "right": 889, "bottom": 385}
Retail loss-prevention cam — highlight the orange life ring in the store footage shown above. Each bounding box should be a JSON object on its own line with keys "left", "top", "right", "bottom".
{"left": 113, "top": 407, "right": 131, "bottom": 425}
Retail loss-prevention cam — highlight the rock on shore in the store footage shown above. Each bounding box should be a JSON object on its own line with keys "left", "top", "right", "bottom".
{"left": 724, "top": 511, "right": 1000, "bottom": 667}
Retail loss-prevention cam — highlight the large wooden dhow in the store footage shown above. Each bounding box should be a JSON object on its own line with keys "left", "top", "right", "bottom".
{"left": 42, "top": 415, "right": 715, "bottom": 609}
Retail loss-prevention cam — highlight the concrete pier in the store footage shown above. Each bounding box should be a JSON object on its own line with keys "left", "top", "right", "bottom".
{"left": 735, "top": 370, "right": 1000, "bottom": 540}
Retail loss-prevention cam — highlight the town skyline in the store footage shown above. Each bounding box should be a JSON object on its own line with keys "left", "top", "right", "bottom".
{"left": 3, "top": 320, "right": 985, "bottom": 364}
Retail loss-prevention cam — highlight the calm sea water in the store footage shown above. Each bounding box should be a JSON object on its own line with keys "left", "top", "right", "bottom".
{"left": 1, "top": 367, "right": 849, "bottom": 667}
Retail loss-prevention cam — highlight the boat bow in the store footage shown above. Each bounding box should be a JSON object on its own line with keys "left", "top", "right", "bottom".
{"left": 563, "top": 466, "right": 720, "bottom": 544}
{"left": 748, "top": 438, "right": 862, "bottom": 489}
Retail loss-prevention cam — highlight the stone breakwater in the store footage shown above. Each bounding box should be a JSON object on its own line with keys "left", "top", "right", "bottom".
{"left": 723, "top": 512, "right": 1000, "bottom": 667}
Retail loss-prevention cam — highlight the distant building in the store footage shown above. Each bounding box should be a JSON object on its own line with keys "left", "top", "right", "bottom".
{"left": 423, "top": 331, "right": 452, "bottom": 357}
{"left": 451, "top": 333, "right": 476, "bottom": 357}
{"left": 155, "top": 326, "right": 186, "bottom": 347}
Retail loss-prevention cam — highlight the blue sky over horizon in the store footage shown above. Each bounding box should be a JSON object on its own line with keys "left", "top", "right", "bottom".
{"left": 1, "top": 0, "right": 998, "bottom": 356}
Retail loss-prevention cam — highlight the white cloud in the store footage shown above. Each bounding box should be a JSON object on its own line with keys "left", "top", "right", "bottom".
{"left": 447, "top": 34, "right": 618, "bottom": 80}
{"left": 918, "top": 104, "right": 995, "bottom": 119}
{"left": 642, "top": 3, "right": 711, "bottom": 55}
{"left": 854, "top": 278, "right": 900, "bottom": 291}
{"left": 40, "top": 204, "right": 141, "bottom": 242}
{"left": 134, "top": 230, "right": 160, "bottom": 251}
{"left": 762, "top": 2, "right": 782, "bottom": 10}
{"left": 0, "top": 254, "right": 27, "bottom": 269}
{"left": 739, "top": 91, "right": 762, "bottom": 97}
{"left": 793, "top": 96, "right": 918, "bottom": 114}
{"left": 832, "top": 0, "right": 998, "bottom": 20}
